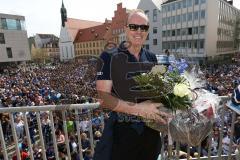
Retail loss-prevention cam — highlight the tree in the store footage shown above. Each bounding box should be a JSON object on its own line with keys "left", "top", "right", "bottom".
{"left": 31, "top": 45, "right": 49, "bottom": 64}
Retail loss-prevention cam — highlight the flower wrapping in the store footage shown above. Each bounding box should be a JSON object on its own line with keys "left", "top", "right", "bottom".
{"left": 134, "top": 60, "right": 220, "bottom": 146}
{"left": 169, "top": 109, "right": 213, "bottom": 146}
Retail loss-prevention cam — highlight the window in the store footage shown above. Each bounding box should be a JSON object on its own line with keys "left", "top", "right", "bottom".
{"left": 176, "top": 42, "right": 181, "bottom": 49}
{"left": 188, "top": 41, "right": 192, "bottom": 48}
{"left": 181, "top": 28, "right": 187, "bottom": 35}
{"left": 167, "top": 30, "right": 171, "bottom": 36}
{"left": 182, "top": 14, "right": 187, "bottom": 22}
{"left": 167, "top": 5, "right": 171, "bottom": 12}
{"left": 177, "top": 1, "right": 181, "bottom": 9}
{"left": 200, "top": 0, "right": 206, "bottom": 4}
{"left": 162, "top": 18, "right": 166, "bottom": 25}
{"left": 144, "top": 10, "right": 149, "bottom": 17}
{"left": 162, "top": 31, "right": 166, "bottom": 37}
{"left": 177, "top": 15, "right": 181, "bottom": 23}
{"left": 194, "top": 40, "right": 198, "bottom": 49}
{"left": 162, "top": 6, "right": 166, "bottom": 13}
{"left": 0, "top": 33, "right": 5, "bottom": 44}
{"left": 217, "top": 28, "right": 221, "bottom": 35}
{"left": 177, "top": 29, "right": 181, "bottom": 36}
{"left": 200, "top": 10, "right": 205, "bottom": 19}
{"left": 153, "top": 9, "right": 157, "bottom": 22}
{"left": 187, "top": 0, "right": 192, "bottom": 7}
{"left": 195, "top": 0, "right": 199, "bottom": 5}
{"left": 153, "top": 39, "right": 157, "bottom": 45}
{"left": 162, "top": 42, "right": 167, "bottom": 49}
{"left": 6, "top": 47, "right": 13, "bottom": 58}
{"left": 194, "top": 11, "right": 199, "bottom": 20}
{"left": 171, "top": 16, "right": 175, "bottom": 24}
{"left": 171, "top": 42, "right": 176, "bottom": 49}
{"left": 167, "top": 17, "right": 171, "bottom": 25}
{"left": 193, "top": 27, "right": 198, "bottom": 34}
{"left": 200, "top": 26, "right": 205, "bottom": 34}
{"left": 1, "top": 18, "right": 7, "bottom": 29}
{"left": 182, "top": 0, "right": 187, "bottom": 8}
{"left": 172, "top": 30, "right": 176, "bottom": 36}
{"left": 188, "top": 27, "right": 192, "bottom": 35}
{"left": 200, "top": 40, "right": 204, "bottom": 48}
{"left": 6, "top": 19, "right": 17, "bottom": 30}
{"left": 188, "top": 12, "right": 192, "bottom": 21}
{"left": 153, "top": 27, "right": 157, "bottom": 34}
{"left": 181, "top": 41, "right": 186, "bottom": 48}
{"left": 171, "top": 3, "right": 176, "bottom": 11}
{"left": 16, "top": 20, "right": 21, "bottom": 30}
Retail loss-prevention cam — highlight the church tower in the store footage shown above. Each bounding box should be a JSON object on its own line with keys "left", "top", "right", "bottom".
{"left": 61, "top": 0, "right": 67, "bottom": 27}
{"left": 59, "top": 0, "right": 75, "bottom": 62}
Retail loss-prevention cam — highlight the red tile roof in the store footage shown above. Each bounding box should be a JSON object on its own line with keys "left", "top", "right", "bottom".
{"left": 65, "top": 18, "right": 102, "bottom": 40}
{"left": 74, "top": 22, "right": 111, "bottom": 43}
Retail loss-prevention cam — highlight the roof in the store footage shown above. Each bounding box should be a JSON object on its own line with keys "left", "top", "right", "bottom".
{"left": 74, "top": 22, "right": 111, "bottom": 43}
{"left": 37, "top": 34, "right": 58, "bottom": 39}
{"left": 65, "top": 18, "right": 102, "bottom": 40}
{"left": 162, "top": 0, "right": 177, "bottom": 5}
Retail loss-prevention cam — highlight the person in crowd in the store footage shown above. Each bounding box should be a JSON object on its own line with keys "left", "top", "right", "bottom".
{"left": 14, "top": 115, "right": 24, "bottom": 140}
{"left": 81, "top": 132, "right": 91, "bottom": 157}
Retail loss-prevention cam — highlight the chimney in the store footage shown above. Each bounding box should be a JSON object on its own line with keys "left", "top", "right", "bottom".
{"left": 117, "top": 3, "right": 122, "bottom": 10}
{"left": 228, "top": 0, "right": 233, "bottom": 5}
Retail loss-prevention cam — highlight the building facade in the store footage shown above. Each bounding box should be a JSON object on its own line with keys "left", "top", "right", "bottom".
{"left": 105, "top": 3, "right": 129, "bottom": 44}
{"left": 59, "top": 1, "right": 102, "bottom": 61}
{"left": 0, "top": 13, "right": 31, "bottom": 63}
{"left": 74, "top": 20, "right": 111, "bottom": 57}
{"left": 138, "top": 0, "right": 164, "bottom": 54}
{"left": 161, "top": 0, "right": 240, "bottom": 62}
{"left": 31, "top": 34, "right": 60, "bottom": 63}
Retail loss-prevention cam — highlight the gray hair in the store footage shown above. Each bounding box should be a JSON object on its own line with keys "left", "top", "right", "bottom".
{"left": 127, "top": 9, "right": 149, "bottom": 25}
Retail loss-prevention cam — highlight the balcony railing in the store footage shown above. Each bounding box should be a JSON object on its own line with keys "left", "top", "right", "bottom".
{"left": 0, "top": 97, "right": 239, "bottom": 160}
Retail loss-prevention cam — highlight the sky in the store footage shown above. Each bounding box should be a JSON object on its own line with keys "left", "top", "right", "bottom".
{"left": 0, "top": 0, "right": 140, "bottom": 37}
{"left": 0, "top": 0, "right": 240, "bottom": 37}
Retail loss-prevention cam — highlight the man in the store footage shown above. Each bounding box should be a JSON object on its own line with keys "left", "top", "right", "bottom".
{"left": 94, "top": 10, "right": 171, "bottom": 160}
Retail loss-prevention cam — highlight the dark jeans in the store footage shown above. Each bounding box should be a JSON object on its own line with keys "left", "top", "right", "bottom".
{"left": 94, "top": 119, "right": 161, "bottom": 160}
{"left": 112, "top": 123, "right": 161, "bottom": 160}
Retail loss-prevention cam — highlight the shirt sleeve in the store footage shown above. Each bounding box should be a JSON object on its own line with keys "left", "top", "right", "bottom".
{"left": 96, "top": 52, "right": 111, "bottom": 80}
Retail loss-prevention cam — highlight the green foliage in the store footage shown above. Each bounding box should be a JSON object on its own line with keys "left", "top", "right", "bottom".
{"left": 134, "top": 70, "right": 191, "bottom": 112}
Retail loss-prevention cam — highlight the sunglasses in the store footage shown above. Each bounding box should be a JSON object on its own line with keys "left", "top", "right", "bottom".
{"left": 127, "top": 24, "right": 149, "bottom": 32}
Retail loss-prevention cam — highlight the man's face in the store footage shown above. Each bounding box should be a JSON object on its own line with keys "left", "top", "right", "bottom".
{"left": 125, "top": 13, "right": 149, "bottom": 47}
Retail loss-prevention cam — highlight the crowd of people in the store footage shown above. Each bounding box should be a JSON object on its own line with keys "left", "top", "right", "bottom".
{"left": 0, "top": 56, "right": 239, "bottom": 159}
{"left": 204, "top": 64, "right": 240, "bottom": 96}
{"left": 0, "top": 59, "right": 102, "bottom": 160}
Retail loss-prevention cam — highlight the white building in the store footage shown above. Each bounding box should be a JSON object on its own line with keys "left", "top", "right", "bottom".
{"left": 59, "top": 1, "right": 101, "bottom": 62}
{"left": 138, "top": 0, "right": 164, "bottom": 54}
{"left": 161, "top": 0, "right": 240, "bottom": 62}
{"left": 0, "top": 13, "right": 31, "bottom": 63}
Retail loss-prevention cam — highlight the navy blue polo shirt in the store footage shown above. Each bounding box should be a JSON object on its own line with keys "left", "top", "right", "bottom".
{"left": 97, "top": 46, "right": 157, "bottom": 134}
{"left": 97, "top": 47, "right": 157, "bottom": 81}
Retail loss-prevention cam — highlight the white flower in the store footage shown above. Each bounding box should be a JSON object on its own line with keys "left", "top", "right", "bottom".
{"left": 173, "top": 83, "right": 191, "bottom": 97}
{"left": 150, "top": 65, "right": 166, "bottom": 75}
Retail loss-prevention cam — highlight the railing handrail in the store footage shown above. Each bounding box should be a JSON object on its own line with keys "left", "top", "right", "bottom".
{"left": 0, "top": 102, "right": 100, "bottom": 113}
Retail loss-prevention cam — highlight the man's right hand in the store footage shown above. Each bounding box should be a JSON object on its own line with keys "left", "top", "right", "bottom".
{"left": 135, "top": 101, "right": 172, "bottom": 125}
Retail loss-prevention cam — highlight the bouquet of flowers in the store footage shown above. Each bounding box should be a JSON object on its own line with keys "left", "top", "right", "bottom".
{"left": 134, "top": 59, "right": 220, "bottom": 146}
